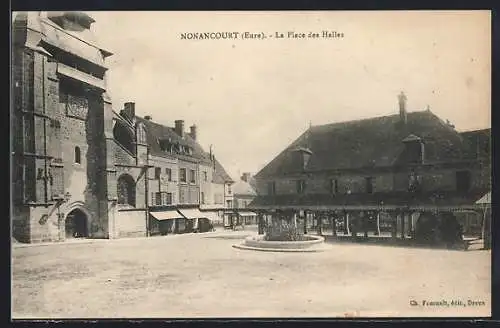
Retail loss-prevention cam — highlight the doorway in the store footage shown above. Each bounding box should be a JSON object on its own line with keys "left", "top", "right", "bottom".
{"left": 65, "top": 208, "right": 88, "bottom": 238}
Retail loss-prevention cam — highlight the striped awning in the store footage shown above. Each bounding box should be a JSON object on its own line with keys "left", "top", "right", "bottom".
{"left": 150, "top": 210, "right": 183, "bottom": 221}
{"left": 199, "top": 211, "right": 220, "bottom": 222}
{"left": 178, "top": 208, "right": 206, "bottom": 219}
{"left": 236, "top": 211, "right": 257, "bottom": 217}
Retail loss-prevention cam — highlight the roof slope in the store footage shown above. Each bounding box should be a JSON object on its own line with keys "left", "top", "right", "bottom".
{"left": 212, "top": 158, "right": 234, "bottom": 184}
{"left": 459, "top": 128, "right": 491, "bottom": 159}
{"left": 232, "top": 180, "right": 257, "bottom": 196}
{"left": 136, "top": 116, "right": 212, "bottom": 165}
{"left": 256, "top": 110, "right": 471, "bottom": 178}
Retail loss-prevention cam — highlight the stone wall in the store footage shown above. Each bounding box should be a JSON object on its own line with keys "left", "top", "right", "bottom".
{"left": 114, "top": 209, "right": 147, "bottom": 238}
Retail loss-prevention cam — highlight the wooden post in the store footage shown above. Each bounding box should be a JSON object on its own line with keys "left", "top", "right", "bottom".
{"left": 391, "top": 211, "right": 397, "bottom": 239}
{"left": 376, "top": 211, "right": 381, "bottom": 236}
{"left": 345, "top": 211, "right": 351, "bottom": 235}
{"left": 482, "top": 207, "right": 491, "bottom": 250}
{"left": 303, "top": 210, "right": 308, "bottom": 234}
{"left": 363, "top": 212, "right": 368, "bottom": 238}
{"left": 332, "top": 212, "right": 337, "bottom": 236}
{"left": 400, "top": 211, "right": 405, "bottom": 239}
{"left": 317, "top": 212, "right": 323, "bottom": 235}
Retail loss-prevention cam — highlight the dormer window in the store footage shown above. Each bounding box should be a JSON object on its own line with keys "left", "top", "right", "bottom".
{"left": 290, "top": 147, "right": 313, "bottom": 171}
{"left": 402, "top": 134, "right": 424, "bottom": 164}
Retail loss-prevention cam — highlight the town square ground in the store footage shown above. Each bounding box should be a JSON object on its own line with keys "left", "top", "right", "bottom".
{"left": 12, "top": 226, "right": 490, "bottom": 318}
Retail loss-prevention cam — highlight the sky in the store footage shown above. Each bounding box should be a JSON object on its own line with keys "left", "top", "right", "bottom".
{"left": 63, "top": 11, "right": 492, "bottom": 179}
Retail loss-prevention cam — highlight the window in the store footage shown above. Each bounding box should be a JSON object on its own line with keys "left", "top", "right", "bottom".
{"left": 155, "top": 192, "right": 162, "bottom": 205}
{"left": 37, "top": 168, "right": 44, "bottom": 180}
{"left": 365, "top": 177, "right": 374, "bottom": 194}
{"left": 117, "top": 174, "right": 136, "bottom": 207}
{"left": 201, "top": 192, "right": 205, "bottom": 204}
{"left": 456, "top": 171, "right": 471, "bottom": 193}
{"left": 296, "top": 180, "right": 306, "bottom": 194}
{"left": 166, "top": 192, "right": 173, "bottom": 205}
{"left": 330, "top": 179, "right": 338, "bottom": 194}
{"left": 74, "top": 146, "right": 81, "bottom": 164}
{"left": 179, "top": 168, "right": 187, "bottom": 183}
{"left": 155, "top": 167, "right": 161, "bottom": 180}
{"left": 189, "top": 169, "right": 196, "bottom": 183}
{"left": 268, "top": 181, "right": 276, "bottom": 195}
{"left": 227, "top": 184, "right": 232, "bottom": 194}
{"left": 165, "top": 168, "right": 172, "bottom": 181}
{"left": 203, "top": 171, "right": 208, "bottom": 182}
{"left": 226, "top": 200, "right": 233, "bottom": 208}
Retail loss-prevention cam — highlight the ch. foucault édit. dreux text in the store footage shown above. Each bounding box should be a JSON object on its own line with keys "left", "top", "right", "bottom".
{"left": 180, "top": 31, "right": 344, "bottom": 40}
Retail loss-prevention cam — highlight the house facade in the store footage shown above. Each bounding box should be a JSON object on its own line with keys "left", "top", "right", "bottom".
{"left": 11, "top": 11, "right": 234, "bottom": 243}
{"left": 250, "top": 93, "right": 491, "bottom": 242}
{"left": 232, "top": 173, "right": 258, "bottom": 225}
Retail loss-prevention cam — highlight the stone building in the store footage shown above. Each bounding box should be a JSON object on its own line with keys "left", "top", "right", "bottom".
{"left": 250, "top": 93, "right": 491, "bottom": 244}
{"left": 11, "top": 11, "right": 234, "bottom": 243}
{"left": 12, "top": 12, "right": 115, "bottom": 243}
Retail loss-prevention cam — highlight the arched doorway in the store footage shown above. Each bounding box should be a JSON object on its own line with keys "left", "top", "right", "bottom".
{"left": 65, "top": 208, "right": 88, "bottom": 238}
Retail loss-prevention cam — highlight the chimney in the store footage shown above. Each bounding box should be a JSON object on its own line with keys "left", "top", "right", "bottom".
{"left": 398, "top": 91, "right": 407, "bottom": 124}
{"left": 124, "top": 102, "right": 135, "bottom": 120}
{"left": 175, "top": 120, "right": 185, "bottom": 138}
{"left": 190, "top": 125, "right": 197, "bottom": 141}
{"left": 241, "top": 173, "right": 251, "bottom": 182}
{"left": 144, "top": 115, "right": 152, "bottom": 121}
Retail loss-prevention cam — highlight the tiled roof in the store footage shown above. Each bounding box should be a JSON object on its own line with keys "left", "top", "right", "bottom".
{"left": 232, "top": 180, "right": 257, "bottom": 196}
{"left": 256, "top": 110, "right": 474, "bottom": 178}
{"left": 459, "top": 128, "right": 491, "bottom": 159}
{"left": 135, "top": 116, "right": 213, "bottom": 165}
{"left": 212, "top": 157, "right": 234, "bottom": 184}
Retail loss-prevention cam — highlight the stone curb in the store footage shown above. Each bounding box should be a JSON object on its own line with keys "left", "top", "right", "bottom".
{"left": 232, "top": 243, "right": 331, "bottom": 253}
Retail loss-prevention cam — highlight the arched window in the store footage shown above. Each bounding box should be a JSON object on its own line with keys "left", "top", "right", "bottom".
{"left": 113, "top": 121, "right": 136, "bottom": 155}
{"left": 117, "top": 174, "right": 136, "bottom": 207}
{"left": 74, "top": 146, "right": 81, "bottom": 164}
{"left": 137, "top": 123, "right": 147, "bottom": 145}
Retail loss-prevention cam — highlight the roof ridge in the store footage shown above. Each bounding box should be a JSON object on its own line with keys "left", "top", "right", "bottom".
{"left": 311, "top": 110, "right": 429, "bottom": 129}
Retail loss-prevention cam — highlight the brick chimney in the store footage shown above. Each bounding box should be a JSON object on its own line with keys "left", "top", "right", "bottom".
{"left": 175, "top": 120, "right": 185, "bottom": 138}
{"left": 123, "top": 102, "right": 135, "bottom": 120}
{"left": 190, "top": 125, "right": 197, "bottom": 141}
{"left": 241, "top": 172, "right": 251, "bottom": 182}
{"left": 398, "top": 91, "right": 407, "bottom": 124}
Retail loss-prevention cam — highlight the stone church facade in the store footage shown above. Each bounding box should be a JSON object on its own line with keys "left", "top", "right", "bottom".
{"left": 11, "top": 12, "right": 235, "bottom": 243}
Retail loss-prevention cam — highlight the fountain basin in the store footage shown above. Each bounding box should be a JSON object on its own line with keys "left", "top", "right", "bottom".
{"left": 233, "top": 234, "right": 329, "bottom": 252}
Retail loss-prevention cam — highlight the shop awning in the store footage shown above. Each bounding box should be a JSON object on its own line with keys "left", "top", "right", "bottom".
{"left": 476, "top": 192, "right": 491, "bottom": 205}
{"left": 178, "top": 208, "right": 206, "bottom": 219}
{"left": 199, "top": 211, "right": 220, "bottom": 222}
{"left": 237, "top": 211, "right": 257, "bottom": 217}
{"left": 150, "top": 210, "right": 184, "bottom": 221}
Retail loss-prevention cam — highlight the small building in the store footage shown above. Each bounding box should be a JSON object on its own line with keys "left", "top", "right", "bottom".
{"left": 211, "top": 158, "right": 235, "bottom": 228}
{"left": 233, "top": 173, "right": 258, "bottom": 225}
